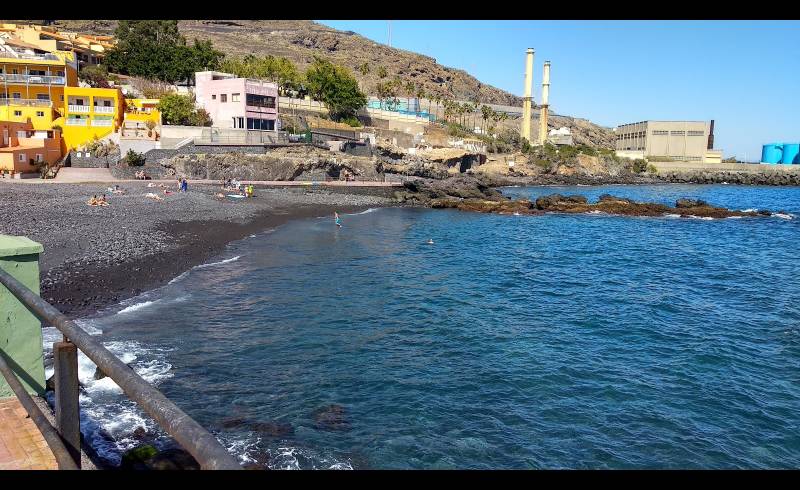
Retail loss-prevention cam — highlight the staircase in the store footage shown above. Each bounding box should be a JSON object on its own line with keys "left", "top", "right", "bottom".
{"left": 52, "top": 167, "right": 117, "bottom": 183}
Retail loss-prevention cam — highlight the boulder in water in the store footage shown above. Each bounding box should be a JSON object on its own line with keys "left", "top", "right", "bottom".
{"left": 312, "top": 404, "right": 351, "bottom": 432}
{"left": 675, "top": 198, "right": 708, "bottom": 208}
{"left": 249, "top": 421, "right": 294, "bottom": 437}
{"left": 145, "top": 448, "right": 201, "bottom": 470}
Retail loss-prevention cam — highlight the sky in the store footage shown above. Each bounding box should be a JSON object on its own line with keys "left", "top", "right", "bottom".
{"left": 318, "top": 20, "right": 800, "bottom": 161}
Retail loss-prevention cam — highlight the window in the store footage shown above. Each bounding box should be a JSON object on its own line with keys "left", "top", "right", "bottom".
{"left": 212, "top": 94, "right": 216, "bottom": 100}
{"left": 239, "top": 117, "right": 244, "bottom": 128}
{"left": 246, "top": 93, "right": 276, "bottom": 109}
{"left": 18, "top": 153, "right": 26, "bottom": 162}
{"left": 246, "top": 118, "right": 275, "bottom": 131}
{"left": 13, "top": 110, "right": 22, "bottom": 117}
{"left": 232, "top": 93, "right": 240, "bottom": 102}
{"left": 104, "top": 101, "right": 111, "bottom": 107}
{"left": 652, "top": 130, "right": 668, "bottom": 135}
{"left": 220, "top": 94, "right": 227, "bottom": 103}
{"left": 36, "top": 154, "right": 43, "bottom": 162}
{"left": 60, "top": 95, "right": 64, "bottom": 101}
{"left": 36, "top": 94, "right": 50, "bottom": 100}
{"left": 688, "top": 130, "right": 704, "bottom": 136}
{"left": 36, "top": 111, "right": 44, "bottom": 117}
{"left": 670, "top": 131, "right": 685, "bottom": 136}
{"left": 12, "top": 93, "right": 21, "bottom": 99}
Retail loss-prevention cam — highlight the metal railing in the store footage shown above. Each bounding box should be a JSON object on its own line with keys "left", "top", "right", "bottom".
{"left": 93, "top": 106, "right": 115, "bottom": 114}
{"left": 0, "top": 74, "right": 66, "bottom": 85}
{"left": 65, "top": 118, "right": 88, "bottom": 126}
{"left": 0, "top": 267, "right": 242, "bottom": 470}
{"left": 91, "top": 119, "right": 113, "bottom": 127}
{"left": 68, "top": 104, "right": 90, "bottom": 113}
{"left": 195, "top": 128, "right": 289, "bottom": 146}
{"left": 0, "top": 351, "right": 78, "bottom": 469}
{"left": 0, "top": 98, "right": 52, "bottom": 107}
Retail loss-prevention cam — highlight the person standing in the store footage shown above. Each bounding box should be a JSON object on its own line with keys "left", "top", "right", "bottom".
{"left": 334, "top": 211, "right": 342, "bottom": 228}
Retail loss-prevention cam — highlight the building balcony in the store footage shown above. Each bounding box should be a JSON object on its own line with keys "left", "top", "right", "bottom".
{"left": 68, "top": 104, "right": 90, "bottom": 113}
{"left": 0, "top": 52, "right": 61, "bottom": 62}
{"left": 0, "top": 74, "right": 66, "bottom": 85}
{"left": 65, "top": 118, "right": 88, "bottom": 126}
{"left": 93, "top": 105, "right": 115, "bottom": 114}
{"left": 91, "top": 119, "right": 113, "bottom": 127}
{"left": 0, "top": 98, "right": 52, "bottom": 107}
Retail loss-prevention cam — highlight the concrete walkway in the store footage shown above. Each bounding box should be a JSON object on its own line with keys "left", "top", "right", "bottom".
{"left": 52, "top": 168, "right": 117, "bottom": 183}
{"left": 0, "top": 397, "right": 57, "bottom": 470}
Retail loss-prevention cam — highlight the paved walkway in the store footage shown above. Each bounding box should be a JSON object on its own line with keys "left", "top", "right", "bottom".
{"left": 52, "top": 167, "right": 117, "bottom": 183}
{"left": 0, "top": 397, "right": 57, "bottom": 470}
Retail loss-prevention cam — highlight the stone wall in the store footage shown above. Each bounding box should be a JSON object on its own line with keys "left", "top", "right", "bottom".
{"left": 142, "top": 143, "right": 271, "bottom": 165}
{"left": 69, "top": 149, "right": 121, "bottom": 169}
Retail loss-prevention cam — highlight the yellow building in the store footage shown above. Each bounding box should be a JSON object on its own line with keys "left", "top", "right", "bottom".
{"left": 124, "top": 98, "right": 162, "bottom": 125}
{"left": 0, "top": 24, "right": 114, "bottom": 68}
{"left": 60, "top": 86, "right": 124, "bottom": 150}
{"left": 0, "top": 44, "right": 78, "bottom": 133}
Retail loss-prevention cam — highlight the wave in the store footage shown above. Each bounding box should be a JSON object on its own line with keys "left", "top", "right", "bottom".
{"left": 195, "top": 255, "right": 241, "bottom": 269}
{"left": 774, "top": 213, "right": 794, "bottom": 220}
{"left": 347, "top": 208, "right": 379, "bottom": 216}
{"left": 117, "top": 300, "right": 159, "bottom": 314}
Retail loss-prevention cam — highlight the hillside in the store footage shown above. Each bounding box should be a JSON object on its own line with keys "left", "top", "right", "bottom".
{"left": 48, "top": 19, "right": 522, "bottom": 105}
{"left": 24, "top": 19, "right": 614, "bottom": 147}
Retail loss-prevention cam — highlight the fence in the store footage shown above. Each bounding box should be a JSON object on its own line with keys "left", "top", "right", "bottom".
{"left": 195, "top": 128, "right": 290, "bottom": 146}
{"left": 0, "top": 241, "right": 242, "bottom": 470}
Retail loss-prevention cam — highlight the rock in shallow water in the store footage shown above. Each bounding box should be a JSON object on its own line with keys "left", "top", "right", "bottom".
{"left": 312, "top": 404, "right": 351, "bottom": 432}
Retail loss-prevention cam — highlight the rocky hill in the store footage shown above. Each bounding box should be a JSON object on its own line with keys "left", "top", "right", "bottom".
{"left": 22, "top": 19, "right": 614, "bottom": 147}
{"left": 47, "top": 19, "right": 521, "bottom": 105}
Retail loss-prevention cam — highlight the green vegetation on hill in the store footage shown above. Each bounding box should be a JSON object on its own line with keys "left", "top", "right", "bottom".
{"left": 105, "top": 20, "right": 223, "bottom": 84}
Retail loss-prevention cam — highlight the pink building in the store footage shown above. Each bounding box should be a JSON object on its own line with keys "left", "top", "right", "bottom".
{"left": 195, "top": 71, "right": 279, "bottom": 131}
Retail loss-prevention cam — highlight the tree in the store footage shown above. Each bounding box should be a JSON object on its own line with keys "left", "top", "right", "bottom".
{"left": 377, "top": 66, "right": 388, "bottom": 79}
{"left": 481, "top": 105, "right": 492, "bottom": 134}
{"left": 157, "top": 93, "right": 197, "bottom": 125}
{"left": 304, "top": 57, "right": 367, "bottom": 121}
{"left": 79, "top": 64, "right": 111, "bottom": 88}
{"left": 105, "top": 20, "right": 223, "bottom": 84}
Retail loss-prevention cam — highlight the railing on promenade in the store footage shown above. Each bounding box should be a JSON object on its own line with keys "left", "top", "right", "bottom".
{"left": 0, "top": 266, "right": 242, "bottom": 470}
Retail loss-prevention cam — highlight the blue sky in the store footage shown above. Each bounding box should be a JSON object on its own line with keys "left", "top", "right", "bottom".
{"left": 318, "top": 20, "right": 800, "bottom": 160}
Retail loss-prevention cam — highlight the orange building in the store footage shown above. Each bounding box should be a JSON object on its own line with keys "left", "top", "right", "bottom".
{"left": 0, "top": 120, "right": 62, "bottom": 175}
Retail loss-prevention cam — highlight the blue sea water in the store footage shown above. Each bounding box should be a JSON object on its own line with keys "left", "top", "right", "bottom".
{"left": 46, "top": 184, "right": 800, "bottom": 469}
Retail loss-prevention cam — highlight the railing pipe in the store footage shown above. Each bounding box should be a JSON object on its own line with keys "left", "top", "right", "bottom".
{"left": 0, "top": 267, "right": 242, "bottom": 470}
{"left": 0, "top": 351, "right": 79, "bottom": 470}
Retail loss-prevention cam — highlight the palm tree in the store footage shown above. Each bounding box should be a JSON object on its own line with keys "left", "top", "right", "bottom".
{"left": 481, "top": 105, "right": 491, "bottom": 134}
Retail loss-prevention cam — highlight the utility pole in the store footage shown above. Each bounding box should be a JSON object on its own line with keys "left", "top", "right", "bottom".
{"left": 388, "top": 21, "right": 392, "bottom": 47}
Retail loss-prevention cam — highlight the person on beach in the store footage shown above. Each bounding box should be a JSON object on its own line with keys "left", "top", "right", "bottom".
{"left": 181, "top": 179, "right": 188, "bottom": 193}
{"left": 335, "top": 212, "right": 342, "bottom": 228}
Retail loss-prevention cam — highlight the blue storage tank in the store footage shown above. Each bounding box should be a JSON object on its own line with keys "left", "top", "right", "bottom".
{"left": 761, "top": 143, "right": 783, "bottom": 164}
{"left": 782, "top": 143, "right": 800, "bottom": 164}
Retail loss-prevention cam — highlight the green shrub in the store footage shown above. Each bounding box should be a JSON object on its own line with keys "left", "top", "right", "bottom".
{"left": 646, "top": 164, "right": 658, "bottom": 174}
{"left": 340, "top": 115, "right": 362, "bottom": 127}
{"left": 631, "top": 159, "right": 647, "bottom": 173}
{"left": 123, "top": 149, "right": 146, "bottom": 166}
{"left": 577, "top": 144, "right": 597, "bottom": 156}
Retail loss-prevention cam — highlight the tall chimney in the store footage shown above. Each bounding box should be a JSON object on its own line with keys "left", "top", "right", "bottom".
{"left": 708, "top": 119, "right": 715, "bottom": 150}
{"left": 521, "top": 48, "right": 535, "bottom": 142}
{"left": 539, "top": 61, "right": 551, "bottom": 145}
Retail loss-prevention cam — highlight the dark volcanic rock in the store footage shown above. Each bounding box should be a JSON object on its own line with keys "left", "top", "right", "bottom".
{"left": 145, "top": 448, "right": 201, "bottom": 470}
{"left": 220, "top": 416, "right": 248, "bottom": 430}
{"left": 249, "top": 421, "right": 295, "bottom": 437}
{"left": 312, "top": 404, "right": 351, "bottom": 432}
{"left": 675, "top": 198, "right": 708, "bottom": 208}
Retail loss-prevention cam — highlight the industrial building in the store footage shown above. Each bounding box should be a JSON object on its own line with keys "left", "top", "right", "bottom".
{"left": 614, "top": 120, "right": 722, "bottom": 163}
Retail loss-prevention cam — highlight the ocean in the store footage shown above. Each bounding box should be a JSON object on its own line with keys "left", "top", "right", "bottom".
{"left": 43, "top": 184, "right": 800, "bottom": 469}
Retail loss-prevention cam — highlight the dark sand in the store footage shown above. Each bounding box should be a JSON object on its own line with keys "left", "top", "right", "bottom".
{"left": 0, "top": 182, "right": 393, "bottom": 317}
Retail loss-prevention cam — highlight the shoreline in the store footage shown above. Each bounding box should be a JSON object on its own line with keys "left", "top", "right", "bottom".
{"left": 46, "top": 202, "right": 387, "bottom": 319}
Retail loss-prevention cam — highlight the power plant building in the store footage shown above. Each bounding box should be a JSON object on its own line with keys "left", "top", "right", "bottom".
{"left": 615, "top": 120, "right": 722, "bottom": 163}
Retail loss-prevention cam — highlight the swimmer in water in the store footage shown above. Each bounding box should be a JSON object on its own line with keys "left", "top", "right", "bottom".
{"left": 335, "top": 211, "right": 342, "bottom": 227}
{"left": 427, "top": 238, "right": 434, "bottom": 244}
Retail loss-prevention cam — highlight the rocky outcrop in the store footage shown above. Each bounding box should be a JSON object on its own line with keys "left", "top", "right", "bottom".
{"left": 158, "top": 146, "right": 384, "bottom": 182}
{"left": 427, "top": 193, "right": 776, "bottom": 219}
{"left": 395, "top": 175, "right": 503, "bottom": 204}
{"left": 660, "top": 170, "right": 800, "bottom": 186}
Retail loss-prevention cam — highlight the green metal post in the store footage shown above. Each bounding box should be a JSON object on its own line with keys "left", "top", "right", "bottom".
{"left": 0, "top": 235, "right": 45, "bottom": 397}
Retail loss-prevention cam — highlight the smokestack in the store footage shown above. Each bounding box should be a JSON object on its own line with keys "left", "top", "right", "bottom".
{"left": 708, "top": 119, "right": 715, "bottom": 150}
{"left": 539, "top": 61, "right": 551, "bottom": 145}
{"left": 521, "top": 48, "right": 535, "bottom": 142}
